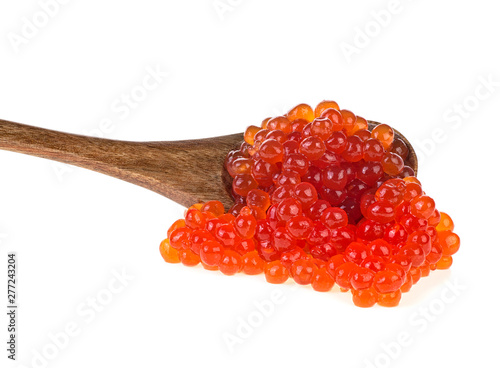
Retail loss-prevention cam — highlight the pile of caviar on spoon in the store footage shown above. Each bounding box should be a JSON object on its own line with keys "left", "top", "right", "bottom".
{"left": 159, "top": 100, "right": 459, "bottom": 308}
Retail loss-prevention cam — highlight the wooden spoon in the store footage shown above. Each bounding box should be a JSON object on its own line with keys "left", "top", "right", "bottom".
{"left": 0, "top": 119, "right": 417, "bottom": 210}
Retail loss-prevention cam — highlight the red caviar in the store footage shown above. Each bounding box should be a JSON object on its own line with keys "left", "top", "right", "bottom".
{"left": 160, "top": 101, "right": 459, "bottom": 308}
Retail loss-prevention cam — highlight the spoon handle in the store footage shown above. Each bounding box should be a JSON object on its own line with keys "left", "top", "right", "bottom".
{"left": 0, "top": 118, "right": 130, "bottom": 165}
{"left": 0, "top": 119, "right": 242, "bottom": 208}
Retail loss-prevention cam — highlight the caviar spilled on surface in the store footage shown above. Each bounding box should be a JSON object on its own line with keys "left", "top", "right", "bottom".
{"left": 160, "top": 100, "right": 459, "bottom": 308}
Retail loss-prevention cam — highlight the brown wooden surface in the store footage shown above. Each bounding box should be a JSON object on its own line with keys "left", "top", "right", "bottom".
{"left": 0, "top": 118, "right": 417, "bottom": 210}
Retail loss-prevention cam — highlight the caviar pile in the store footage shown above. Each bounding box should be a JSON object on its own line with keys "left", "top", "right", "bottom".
{"left": 159, "top": 101, "right": 459, "bottom": 307}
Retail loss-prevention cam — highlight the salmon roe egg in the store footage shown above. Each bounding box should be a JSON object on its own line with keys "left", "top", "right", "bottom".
{"left": 159, "top": 239, "right": 180, "bottom": 263}
{"left": 334, "top": 261, "right": 358, "bottom": 289}
{"left": 246, "top": 189, "right": 271, "bottom": 212}
{"left": 391, "top": 138, "right": 409, "bottom": 160}
{"left": 179, "top": 248, "right": 200, "bottom": 267}
{"left": 169, "top": 227, "right": 192, "bottom": 250}
{"left": 341, "top": 135, "right": 364, "bottom": 162}
{"left": 241, "top": 251, "right": 265, "bottom": 275}
{"left": 185, "top": 208, "right": 206, "bottom": 230}
{"left": 347, "top": 116, "right": 368, "bottom": 135}
{"left": 373, "top": 270, "right": 404, "bottom": 293}
{"left": 311, "top": 267, "right": 335, "bottom": 291}
{"left": 201, "top": 200, "right": 225, "bottom": 217}
{"left": 244, "top": 125, "right": 262, "bottom": 145}
{"left": 234, "top": 213, "right": 257, "bottom": 239}
{"left": 436, "top": 255, "right": 453, "bottom": 270}
{"left": 282, "top": 153, "right": 309, "bottom": 176}
{"left": 299, "top": 136, "right": 326, "bottom": 160}
{"left": 264, "top": 261, "right": 290, "bottom": 284}
{"left": 259, "top": 139, "right": 284, "bottom": 164}
{"left": 219, "top": 250, "right": 242, "bottom": 275}
{"left": 340, "top": 109, "right": 356, "bottom": 133}
{"left": 377, "top": 290, "right": 402, "bottom": 307}
{"left": 287, "top": 103, "right": 315, "bottom": 122}
{"left": 314, "top": 100, "right": 339, "bottom": 117}
{"left": 232, "top": 173, "right": 259, "bottom": 196}
{"left": 352, "top": 288, "right": 378, "bottom": 308}
{"left": 410, "top": 195, "right": 436, "bottom": 219}
{"left": 363, "top": 138, "right": 385, "bottom": 161}
{"left": 293, "top": 182, "right": 319, "bottom": 209}
{"left": 371, "top": 124, "right": 395, "bottom": 149}
{"left": 200, "top": 240, "right": 224, "bottom": 267}
{"left": 381, "top": 152, "right": 404, "bottom": 175}
{"left": 325, "top": 131, "right": 347, "bottom": 153}
{"left": 267, "top": 116, "right": 292, "bottom": 134}
{"left": 310, "top": 117, "right": 335, "bottom": 140}
{"left": 436, "top": 212, "right": 454, "bottom": 231}
{"left": 350, "top": 267, "right": 376, "bottom": 290}
{"left": 438, "top": 231, "right": 460, "bottom": 256}
{"left": 291, "top": 259, "right": 316, "bottom": 285}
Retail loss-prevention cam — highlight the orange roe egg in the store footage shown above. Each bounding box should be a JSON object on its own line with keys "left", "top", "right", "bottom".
{"left": 185, "top": 208, "right": 206, "bottom": 229}
{"left": 244, "top": 125, "right": 262, "bottom": 145}
{"left": 377, "top": 290, "right": 402, "bottom": 307}
{"left": 340, "top": 109, "right": 357, "bottom": 133}
{"left": 219, "top": 250, "right": 242, "bottom": 275}
{"left": 420, "top": 262, "right": 431, "bottom": 277}
{"left": 371, "top": 124, "right": 395, "bottom": 149}
{"left": 438, "top": 231, "right": 460, "bottom": 256}
{"left": 169, "top": 227, "right": 192, "bottom": 250}
{"left": 234, "top": 213, "right": 257, "bottom": 239}
{"left": 159, "top": 239, "right": 180, "bottom": 263}
{"left": 373, "top": 270, "right": 404, "bottom": 293}
{"left": 427, "top": 209, "right": 441, "bottom": 227}
{"left": 310, "top": 117, "right": 334, "bottom": 141}
{"left": 259, "top": 139, "right": 284, "bottom": 164}
{"left": 201, "top": 201, "right": 225, "bottom": 217}
{"left": 314, "top": 100, "right": 339, "bottom": 117}
{"left": 299, "top": 136, "right": 326, "bottom": 160}
{"left": 410, "top": 195, "right": 436, "bottom": 219}
{"left": 246, "top": 189, "right": 271, "bottom": 212}
{"left": 168, "top": 219, "right": 186, "bottom": 238}
{"left": 179, "top": 248, "right": 200, "bottom": 267}
{"left": 232, "top": 173, "right": 259, "bottom": 196}
{"left": 436, "top": 255, "right": 453, "bottom": 270}
{"left": 320, "top": 108, "right": 344, "bottom": 132}
{"left": 200, "top": 240, "right": 224, "bottom": 267}
{"left": 400, "top": 275, "right": 413, "bottom": 293}
{"left": 264, "top": 261, "right": 290, "bottom": 284}
{"left": 352, "top": 287, "right": 378, "bottom": 308}
{"left": 291, "top": 259, "right": 316, "bottom": 285}
{"left": 287, "top": 103, "right": 315, "bottom": 122}
{"left": 381, "top": 152, "right": 404, "bottom": 175}
{"left": 436, "top": 212, "right": 454, "bottom": 232}
{"left": 267, "top": 116, "right": 292, "bottom": 133}
{"left": 311, "top": 267, "right": 335, "bottom": 291}
{"left": 242, "top": 251, "right": 265, "bottom": 275}
{"left": 409, "top": 267, "right": 422, "bottom": 284}
{"left": 261, "top": 117, "right": 271, "bottom": 129}
{"left": 188, "top": 203, "right": 203, "bottom": 211}
{"left": 403, "top": 176, "right": 421, "bottom": 185}
{"left": 347, "top": 116, "right": 368, "bottom": 136}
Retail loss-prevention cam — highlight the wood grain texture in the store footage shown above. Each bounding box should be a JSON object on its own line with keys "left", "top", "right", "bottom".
{"left": 0, "top": 118, "right": 417, "bottom": 210}
{"left": 0, "top": 119, "right": 241, "bottom": 208}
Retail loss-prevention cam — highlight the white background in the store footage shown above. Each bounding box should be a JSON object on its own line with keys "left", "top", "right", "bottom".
{"left": 0, "top": 1, "right": 498, "bottom": 368}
